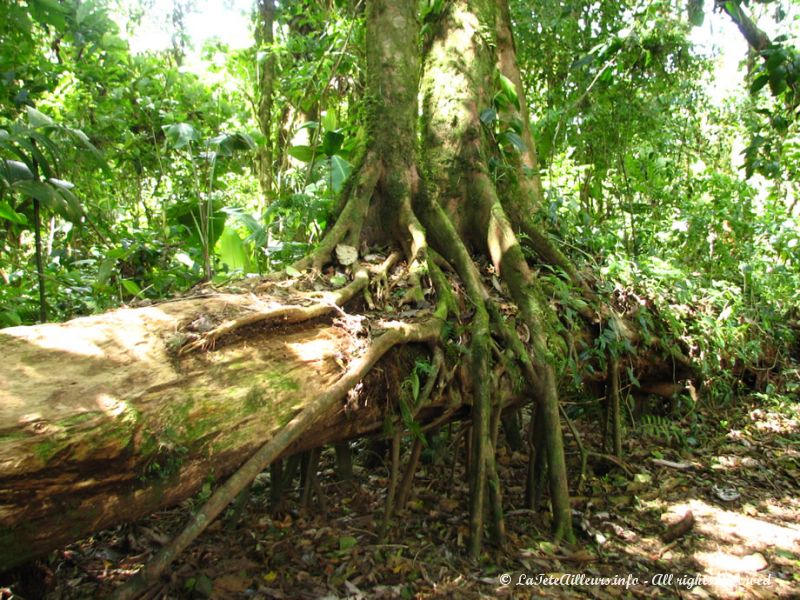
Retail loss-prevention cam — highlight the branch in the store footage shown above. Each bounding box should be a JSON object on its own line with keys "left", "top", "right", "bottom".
{"left": 718, "top": 0, "right": 772, "bottom": 52}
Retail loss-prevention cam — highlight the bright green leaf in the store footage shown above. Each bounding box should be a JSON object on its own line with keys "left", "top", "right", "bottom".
{"left": 216, "top": 227, "right": 253, "bottom": 273}
{"left": 330, "top": 155, "right": 352, "bottom": 193}
{"left": 0, "top": 201, "right": 27, "bottom": 225}
{"left": 162, "top": 123, "right": 198, "bottom": 149}
{"left": 121, "top": 279, "right": 142, "bottom": 296}
{"left": 338, "top": 536, "right": 358, "bottom": 551}
{"left": 287, "top": 145, "right": 315, "bottom": 162}
{"left": 496, "top": 73, "right": 520, "bottom": 110}
{"left": 26, "top": 107, "right": 54, "bottom": 129}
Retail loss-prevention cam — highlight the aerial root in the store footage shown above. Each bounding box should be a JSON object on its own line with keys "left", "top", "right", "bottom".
{"left": 112, "top": 317, "right": 443, "bottom": 600}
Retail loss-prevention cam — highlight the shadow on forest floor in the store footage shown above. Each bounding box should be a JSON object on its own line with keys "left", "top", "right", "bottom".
{"left": 2, "top": 394, "right": 798, "bottom": 599}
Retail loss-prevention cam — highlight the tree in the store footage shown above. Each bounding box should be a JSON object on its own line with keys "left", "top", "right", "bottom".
{"left": 2, "top": 0, "right": 713, "bottom": 594}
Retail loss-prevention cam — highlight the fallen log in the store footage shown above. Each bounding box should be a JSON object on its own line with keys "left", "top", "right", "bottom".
{"left": 0, "top": 285, "right": 447, "bottom": 570}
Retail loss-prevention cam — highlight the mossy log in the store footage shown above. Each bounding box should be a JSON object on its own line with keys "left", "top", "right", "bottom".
{"left": 0, "top": 286, "right": 446, "bottom": 570}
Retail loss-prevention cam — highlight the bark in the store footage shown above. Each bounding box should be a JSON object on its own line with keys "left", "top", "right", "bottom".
{"left": 256, "top": 0, "right": 276, "bottom": 203}
{"left": 419, "top": 0, "right": 575, "bottom": 543}
{"left": 0, "top": 0, "right": 700, "bottom": 581}
{"left": 720, "top": 0, "right": 771, "bottom": 53}
{"left": 0, "top": 284, "right": 445, "bottom": 570}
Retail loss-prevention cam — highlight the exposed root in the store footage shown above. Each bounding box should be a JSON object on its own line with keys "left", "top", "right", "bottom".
{"left": 398, "top": 201, "right": 429, "bottom": 305}
{"left": 111, "top": 317, "right": 443, "bottom": 600}
{"left": 395, "top": 436, "right": 423, "bottom": 512}
{"left": 293, "top": 154, "right": 381, "bottom": 273}
{"left": 178, "top": 268, "right": 370, "bottom": 354}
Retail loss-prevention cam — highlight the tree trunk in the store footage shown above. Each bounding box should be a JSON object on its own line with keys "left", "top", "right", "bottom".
{"left": 255, "top": 0, "right": 276, "bottom": 205}
{"left": 0, "top": 285, "right": 447, "bottom": 570}
{"left": 1, "top": 0, "right": 699, "bottom": 584}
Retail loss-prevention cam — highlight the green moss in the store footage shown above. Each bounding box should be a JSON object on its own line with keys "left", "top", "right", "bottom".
{"left": 33, "top": 438, "right": 62, "bottom": 463}
{"left": 266, "top": 372, "right": 299, "bottom": 392}
{"left": 0, "top": 431, "right": 27, "bottom": 443}
{"left": 244, "top": 385, "right": 267, "bottom": 413}
{"left": 61, "top": 412, "right": 95, "bottom": 428}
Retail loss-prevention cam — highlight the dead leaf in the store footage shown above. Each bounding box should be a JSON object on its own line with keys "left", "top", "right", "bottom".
{"left": 336, "top": 244, "right": 358, "bottom": 266}
{"left": 214, "top": 574, "right": 251, "bottom": 596}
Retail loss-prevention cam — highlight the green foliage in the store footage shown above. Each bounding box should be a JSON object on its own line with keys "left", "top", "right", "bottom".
{"left": 639, "top": 414, "right": 687, "bottom": 448}
{"left": 398, "top": 358, "right": 435, "bottom": 444}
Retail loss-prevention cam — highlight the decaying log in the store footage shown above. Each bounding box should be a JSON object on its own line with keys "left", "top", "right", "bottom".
{"left": 0, "top": 290, "right": 447, "bottom": 570}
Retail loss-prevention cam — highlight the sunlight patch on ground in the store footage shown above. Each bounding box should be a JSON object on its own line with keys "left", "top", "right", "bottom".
{"left": 749, "top": 407, "right": 799, "bottom": 435}
{"left": 760, "top": 496, "right": 800, "bottom": 524}
{"left": 664, "top": 498, "right": 800, "bottom": 597}
{"left": 286, "top": 338, "right": 340, "bottom": 364}
{"left": 668, "top": 498, "right": 800, "bottom": 552}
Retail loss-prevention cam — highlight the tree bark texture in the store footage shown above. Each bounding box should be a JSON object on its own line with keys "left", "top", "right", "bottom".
{"left": 0, "top": 287, "right": 448, "bottom": 569}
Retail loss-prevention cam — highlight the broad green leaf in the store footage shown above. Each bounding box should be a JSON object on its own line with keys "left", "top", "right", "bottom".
{"left": 12, "top": 180, "right": 57, "bottom": 209}
{"left": 121, "top": 279, "right": 142, "bottom": 296}
{"left": 769, "top": 72, "right": 788, "bottom": 95}
{"left": 97, "top": 256, "right": 116, "bottom": 285}
{"left": 216, "top": 227, "right": 253, "bottom": 273}
{"left": 298, "top": 121, "right": 319, "bottom": 131}
{"left": 750, "top": 74, "right": 769, "bottom": 94}
{"left": 287, "top": 145, "right": 315, "bottom": 162}
{"left": 497, "top": 73, "right": 520, "bottom": 110}
{"left": 211, "top": 132, "right": 256, "bottom": 156}
{"left": 65, "top": 127, "right": 106, "bottom": 166}
{"left": 0, "top": 201, "right": 27, "bottom": 225}
{"left": 322, "top": 111, "right": 338, "bottom": 132}
{"left": 321, "top": 130, "right": 344, "bottom": 157}
{"left": 47, "top": 177, "right": 74, "bottom": 190}
{"left": 1, "top": 160, "right": 33, "bottom": 183}
{"left": 499, "top": 130, "right": 526, "bottom": 152}
{"left": 330, "top": 155, "right": 352, "bottom": 193}
{"left": 15, "top": 136, "right": 53, "bottom": 178}
{"left": 54, "top": 186, "right": 83, "bottom": 221}
{"left": 508, "top": 116, "right": 524, "bottom": 134}
{"left": 26, "top": 107, "right": 54, "bottom": 128}
{"left": 479, "top": 108, "right": 497, "bottom": 125}
{"left": 162, "top": 123, "right": 198, "bottom": 149}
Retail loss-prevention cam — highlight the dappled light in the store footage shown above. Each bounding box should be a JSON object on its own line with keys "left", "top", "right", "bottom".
{"left": 667, "top": 498, "right": 800, "bottom": 551}
{"left": 1, "top": 0, "right": 799, "bottom": 598}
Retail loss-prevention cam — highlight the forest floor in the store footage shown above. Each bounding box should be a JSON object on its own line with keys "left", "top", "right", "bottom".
{"left": 3, "top": 392, "right": 798, "bottom": 599}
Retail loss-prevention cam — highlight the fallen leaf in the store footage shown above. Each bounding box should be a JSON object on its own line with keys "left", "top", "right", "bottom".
{"left": 336, "top": 244, "right": 358, "bottom": 266}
